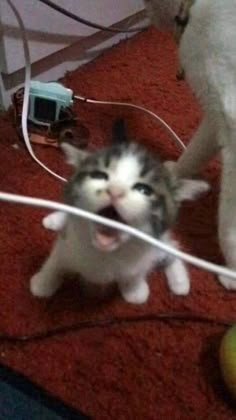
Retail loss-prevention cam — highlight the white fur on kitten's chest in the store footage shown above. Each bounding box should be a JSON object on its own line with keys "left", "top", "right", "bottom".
{"left": 61, "top": 218, "right": 169, "bottom": 284}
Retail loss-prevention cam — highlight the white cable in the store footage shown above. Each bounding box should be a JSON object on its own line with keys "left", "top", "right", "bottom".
{"left": 6, "top": 0, "right": 66, "bottom": 183}
{"left": 0, "top": 190, "right": 235, "bottom": 280}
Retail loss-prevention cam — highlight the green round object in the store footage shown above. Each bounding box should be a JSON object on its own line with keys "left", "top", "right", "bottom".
{"left": 220, "top": 325, "right": 236, "bottom": 398}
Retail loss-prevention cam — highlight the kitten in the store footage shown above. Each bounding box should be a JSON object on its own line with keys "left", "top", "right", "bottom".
{"left": 30, "top": 121, "right": 208, "bottom": 304}
{"left": 144, "top": 0, "right": 236, "bottom": 289}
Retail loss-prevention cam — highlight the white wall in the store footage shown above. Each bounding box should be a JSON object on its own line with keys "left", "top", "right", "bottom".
{"left": 0, "top": 0, "right": 145, "bottom": 107}
{"left": 0, "top": 0, "right": 144, "bottom": 73}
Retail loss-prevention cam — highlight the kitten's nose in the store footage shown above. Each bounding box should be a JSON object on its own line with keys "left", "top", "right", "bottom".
{"left": 107, "top": 185, "right": 125, "bottom": 200}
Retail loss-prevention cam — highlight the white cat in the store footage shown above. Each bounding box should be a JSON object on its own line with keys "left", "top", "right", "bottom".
{"left": 30, "top": 123, "right": 208, "bottom": 304}
{"left": 144, "top": 0, "right": 236, "bottom": 289}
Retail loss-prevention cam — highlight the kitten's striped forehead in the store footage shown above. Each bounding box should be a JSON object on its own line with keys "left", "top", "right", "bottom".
{"left": 112, "top": 153, "right": 140, "bottom": 181}
{"left": 65, "top": 141, "right": 180, "bottom": 236}
{"left": 101, "top": 143, "right": 162, "bottom": 181}
{"left": 74, "top": 142, "right": 165, "bottom": 187}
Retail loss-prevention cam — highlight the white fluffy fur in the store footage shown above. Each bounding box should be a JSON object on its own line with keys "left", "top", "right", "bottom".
{"left": 145, "top": 0, "right": 236, "bottom": 288}
{"left": 31, "top": 218, "right": 188, "bottom": 304}
{"left": 31, "top": 145, "right": 207, "bottom": 304}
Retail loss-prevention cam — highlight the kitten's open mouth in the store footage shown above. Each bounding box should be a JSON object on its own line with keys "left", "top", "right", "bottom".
{"left": 92, "top": 205, "right": 128, "bottom": 251}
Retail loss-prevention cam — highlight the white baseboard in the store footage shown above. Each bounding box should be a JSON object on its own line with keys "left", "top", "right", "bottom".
{"left": 0, "top": 12, "right": 147, "bottom": 109}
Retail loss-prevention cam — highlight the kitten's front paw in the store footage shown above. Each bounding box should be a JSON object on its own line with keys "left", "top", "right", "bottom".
{"left": 218, "top": 275, "right": 236, "bottom": 291}
{"left": 165, "top": 259, "right": 190, "bottom": 296}
{"left": 120, "top": 280, "right": 149, "bottom": 305}
{"left": 30, "top": 273, "right": 58, "bottom": 298}
{"left": 167, "top": 276, "right": 190, "bottom": 296}
{"left": 42, "top": 211, "right": 66, "bottom": 231}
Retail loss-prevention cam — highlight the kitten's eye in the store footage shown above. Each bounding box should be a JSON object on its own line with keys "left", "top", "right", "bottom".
{"left": 89, "top": 170, "right": 108, "bottom": 180}
{"left": 133, "top": 183, "right": 154, "bottom": 196}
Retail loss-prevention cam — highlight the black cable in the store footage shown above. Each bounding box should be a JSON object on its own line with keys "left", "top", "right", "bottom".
{"left": 0, "top": 312, "right": 232, "bottom": 344}
{"left": 38, "top": 0, "right": 148, "bottom": 34}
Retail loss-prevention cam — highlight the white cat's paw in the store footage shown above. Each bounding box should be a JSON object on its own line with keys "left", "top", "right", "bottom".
{"left": 120, "top": 281, "right": 149, "bottom": 305}
{"left": 167, "top": 276, "right": 190, "bottom": 296}
{"left": 30, "top": 273, "right": 58, "bottom": 298}
{"left": 42, "top": 211, "right": 66, "bottom": 231}
{"left": 218, "top": 275, "right": 236, "bottom": 291}
{"left": 165, "top": 259, "right": 190, "bottom": 296}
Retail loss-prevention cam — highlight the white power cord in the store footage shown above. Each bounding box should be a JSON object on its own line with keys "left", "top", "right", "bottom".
{"left": 3, "top": 0, "right": 236, "bottom": 282}
{"left": 2, "top": 191, "right": 236, "bottom": 280}
{"left": 5, "top": 0, "right": 67, "bottom": 183}
{"left": 74, "top": 95, "right": 186, "bottom": 151}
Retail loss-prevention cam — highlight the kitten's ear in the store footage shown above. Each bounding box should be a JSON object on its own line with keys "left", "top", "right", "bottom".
{"left": 164, "top": 161, "right": 210, "bottom": 201}
{"left": 177, "top": 179, "right": 210, "bottom": 201}
{"left": 112, "top": 119, "right": 129, "bottom": 144}
{"left": 61, "top": 143, "right": 89, "bottom": 167}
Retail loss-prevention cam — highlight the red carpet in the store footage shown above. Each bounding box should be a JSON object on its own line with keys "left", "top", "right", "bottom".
{"left": 0, "top": 27, "right": 236, "bottom": 419}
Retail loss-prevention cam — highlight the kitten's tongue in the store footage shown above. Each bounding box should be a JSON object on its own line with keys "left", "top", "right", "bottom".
{"left": 92, "top": 206, "right": 127, "bottom": 251}
{"left": 93, "top": 225, "right": 120, "bottom": 251}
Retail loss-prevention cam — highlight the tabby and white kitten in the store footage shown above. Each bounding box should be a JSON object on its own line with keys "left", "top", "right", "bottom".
{"left": 30, "top": 123, "right": 208, "bottom": 304}
{"left": 144, "top": 0, "right": 236, "bottom": 289}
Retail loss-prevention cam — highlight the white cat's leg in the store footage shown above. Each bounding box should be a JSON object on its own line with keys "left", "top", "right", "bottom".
{"left": 218, "top": 224, "right": 236, "bottom": 290}
{"left": 30, "top": 239, "right": 66, "bottom": 298}
{"left": 165, "top": 258, "right": 190, "bottom": 295}
{"left": 217, "top": 238, "right": 236, "bottom": 290}
{"left": 119, "top": 276, "right": 149, "bottom": 305}
{"left": 218, "top": 145, "right": 236, "bottom": 289}
{"left": 176, "top": 116, "right": 219, "bottom": 178}
{"left": 42, "top": 211, "right": 67, "bottom": 231}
